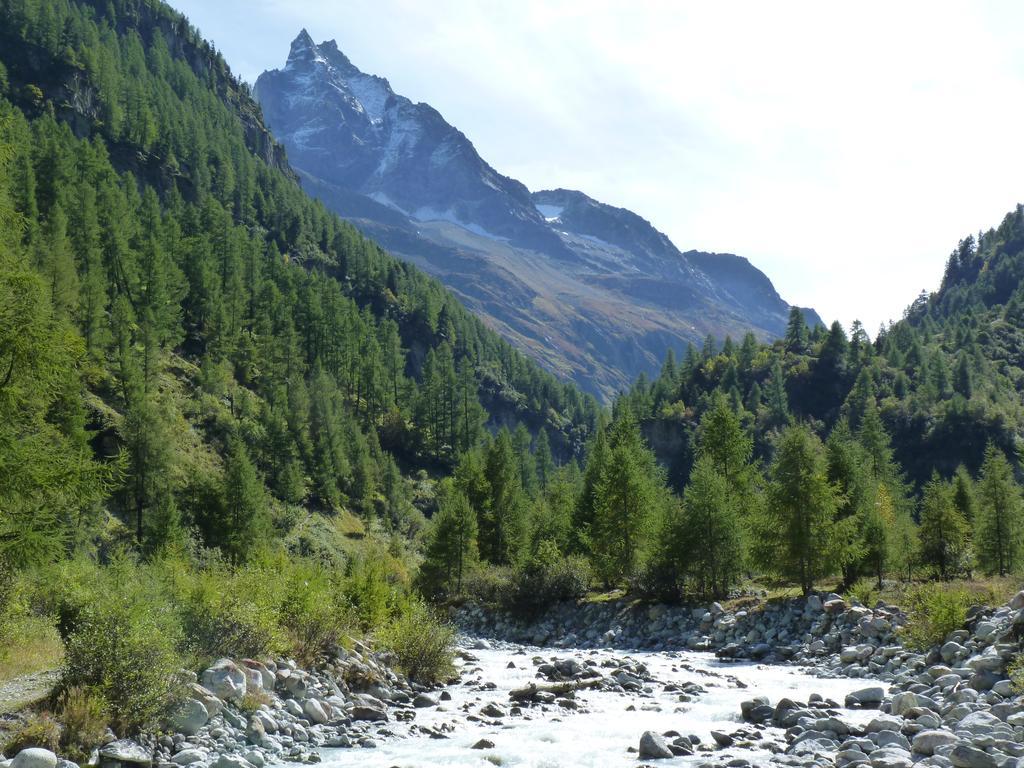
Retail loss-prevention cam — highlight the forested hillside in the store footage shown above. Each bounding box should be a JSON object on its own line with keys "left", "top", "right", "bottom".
{"left": 0, "top": 0, "right": 598, "bottom": 568}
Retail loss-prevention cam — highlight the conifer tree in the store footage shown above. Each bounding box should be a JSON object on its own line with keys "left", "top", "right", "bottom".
{"left": 591, "top": 410, "right": 661, "bottom": 585}
{"left": 674, "top": 456, "right": 744, "bottom": 597}
{"left": 535, "top": 427, "right": 555, "bottom": 490}
{"left": 221, "top": 436, "right": 267, "bottom": 563}
{"left": 419, "top": 481, "right": 478, "bottom": 596}
{"left": 975, "top": 444, "right": 1023, "bottom": 576}
{"left": 482, "top": 429, "right": 525, "bottom": 565}
{"left": 757, "top": 425, "right": 841, "bottom": 594}
{"left": 918, "top": 473, "right": 970, "bottom": 579}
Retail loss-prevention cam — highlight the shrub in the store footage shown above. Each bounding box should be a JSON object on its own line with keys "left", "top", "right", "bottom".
{"left": 460, "top": 566, "right": 515, "bottom": 610}
{"left": 503, "top": 541, "right": 591, "bottom": 619}
{"left": 278, "top": 564, "right": 352, "bottom": 665}
{"left": 899, "top": 584, "right": 972, "bottom": 651}
{"left": 341, "top": 555, "right": 394, "bottom": 632}
{"left": 57, "top": 686, "right": 109, "bottom": 762}
{"left": 377, "top": 601, "right": 455, "bottom": 685}
{"left": 63, "top": 573, "right": 183, "bottom": 733}
{"left": 1009, "top": 654, "right": 1024, "bottom": 695}
{"left": 1, "top": 713, "right": 60, "bottom": 755}
{"left": 238, "top": 689, "right": 273, "bottom": 714}
{"left": 178, "top": 568, "right": 283, "bottom": 664}
{"left": 846, "top": 578, "right": 878, "bottom": 607}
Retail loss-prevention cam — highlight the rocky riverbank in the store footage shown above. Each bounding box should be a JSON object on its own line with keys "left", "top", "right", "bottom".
{"left": 4, "top": 590, "right": 1024, "bottom": 768}
{"left": 0, "top": 641, "right": 430, "bottom": 768}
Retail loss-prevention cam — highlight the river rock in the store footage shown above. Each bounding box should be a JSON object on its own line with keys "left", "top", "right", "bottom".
{"left": 350, "top": 694, "right": 388, "bottom": 721}
{"left": 302, "top": 699, "right": 330, "bottom": 724}
{"left": 638, "top": 731, "right": 673, "bottom": 760}
{"left": 210, "top": 756, "right": 253, "bottom": 768}
{"left": 480, "top": 702, "right": 506, "bottom": 718}
{"left": 11, "top": 750, "right": 57, "bottom": 768}
{"left": 99, "top": 741, "right": 152, "bottom": 768}
{"left": 949, "top": 744, "right": 997, "bottom": 768}
{"left": 170, "top": 750, "right": 203, "bottom": 766}
{"left": 201, "top": 659, "right": 247, "bottom": 702}
{"left": 471, "top": 740, "right": 495, "bottom": 750}
{"left": 170, "top": 698, "right": 209, "bottom": 736}
{"left": 912, "top": 731, "right": 958, "bottom": 756}
{"left": 847, "top": 687, "right": 885, "bottom": 708}
{"left": 413, "top": 693, "right": 438, "bottom": 708}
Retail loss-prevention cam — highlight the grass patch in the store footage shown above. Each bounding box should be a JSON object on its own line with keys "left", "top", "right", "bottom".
{"left": 0, "top": 616, "right": 63, "bottom": 683}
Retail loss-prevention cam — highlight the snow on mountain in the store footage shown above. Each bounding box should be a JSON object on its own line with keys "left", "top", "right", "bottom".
{"left": 255, "top": 32, "right": 819, "bottom": 399}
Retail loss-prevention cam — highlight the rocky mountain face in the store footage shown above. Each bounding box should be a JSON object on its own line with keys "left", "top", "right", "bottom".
{"left": 255, "top": 31, "right": 821, "bottom": 400}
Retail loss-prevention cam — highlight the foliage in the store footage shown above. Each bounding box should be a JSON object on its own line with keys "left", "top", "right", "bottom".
{"left": 502, "top": 540, "right": 591, "bottom": 619}
{"left": 1, "top": 712, "right": 60, "bottom": 755}
{"left": 62, "top": 569, "right": 183, "bottom": 733}
{"left": 56, "top": 686, "right": 110, "bottom": 763}
{"left": 899, "top": 583, "right": 971, "bottom": 651}
{"left": 377, "top": 600, "right": 455, "bottom": 685}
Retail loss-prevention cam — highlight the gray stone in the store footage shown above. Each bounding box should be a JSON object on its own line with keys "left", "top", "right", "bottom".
{"left": 350, "top": 694, "right": 388, "bottom": 722}
{"left": 639, "top": 731, "right": 673, "bottom": 760}
{"left": 170, "top": 698, "right": 209, "bottom": 737}
{"left": 913, "top": 731, "right": 958, "bottom": 756}
{"left": 169, "top": 750, "right": 203, "bottom": 766}
{"left": 413, "top": 693, "right": 438, "bottom": 708}
{"left": 12, "top": 750, "right": 57, "bottom": 768}
{"left": 201, "top": 659, "right": 247, "bottom": 702}
{"left": 209, "top": 757, "right": 253, "bottom": 768}
{"left": 949, "top": 744, "right": 997, "bottom": 768}
{"left": 302, "top": 699, "right": 329, "bottom": 725}
{"left": 471, "top": 740, "right": 495, "bottom": 750}
{"left": 479, "top": 702, "right": 506, "bottom": 719}
{"left": 847, "top": 687, "right": 886, "bottom": 708}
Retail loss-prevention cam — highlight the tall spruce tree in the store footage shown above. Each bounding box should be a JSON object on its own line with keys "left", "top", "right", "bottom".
{"left": 975, "top": 444, "right": 1023, "bottom": 576}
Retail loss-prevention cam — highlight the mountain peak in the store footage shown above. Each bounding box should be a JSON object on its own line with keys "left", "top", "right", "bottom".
{"left": 287, "top": 29, "right": 318, "bottom": 64}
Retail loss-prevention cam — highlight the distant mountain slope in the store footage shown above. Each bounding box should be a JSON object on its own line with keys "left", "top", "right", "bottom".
{"left": 254, "top": 32, "right": 820, "bottom": 400}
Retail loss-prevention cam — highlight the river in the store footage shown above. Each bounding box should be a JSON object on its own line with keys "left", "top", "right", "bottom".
{"left": 320, "top": 641, "right": 880, "bottom": 767}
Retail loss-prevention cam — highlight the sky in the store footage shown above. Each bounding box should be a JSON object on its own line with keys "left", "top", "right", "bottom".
{"left": 173, "top": 0, "right": 1024, "bottom": 333}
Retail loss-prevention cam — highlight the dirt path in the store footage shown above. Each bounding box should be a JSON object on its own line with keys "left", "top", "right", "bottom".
{"left": 0, "top": 669, "right": 58, "bottom": 715}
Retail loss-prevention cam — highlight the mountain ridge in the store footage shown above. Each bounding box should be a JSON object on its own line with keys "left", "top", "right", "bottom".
{"left": 254, "top": 32, "right": 821, "bottom": 400}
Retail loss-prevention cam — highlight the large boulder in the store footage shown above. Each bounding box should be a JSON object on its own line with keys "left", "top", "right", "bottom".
{"left": 98, "top": 741, "right": 152, "bottom": 768}
{"left": 11, "top": 750, "right": 57, "bottom": 768}
{"left": 949, "top": 744, "right": 997, "bottom": 768}
{"left": 350, "top": 693, "right": 388, "bottom": 722}
{"left": 846, "top": 686, "right": 885, "bottom": 708}
{"left": 302, "top": 698, "right": 330, "bottom": 725}
{"left": 169, "top": 698, "right": 209, "bottom": 736}
{"left": 912, "top": 730, "right": 958, "bottom": 756}
{"left": 638, "top": 731, "right": 673, "bottom": 760}
{"left": 201, "top": 659, "right": 247, "bottom": 702}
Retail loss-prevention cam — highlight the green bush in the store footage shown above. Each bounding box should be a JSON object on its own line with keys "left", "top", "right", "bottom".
{"left": 503, "top": 541, "right": 591, "bottom": 618}
{"left": 341, "top": 555, "right": 395, "bottom": 632}
{"left": 846, "top": 578, "right": 878, "bottom": 607}
{"left": 279, "top": 564, "right": 352, "bottom": 665}
{"left": 57, "top": 686, "right": 110, "bottom": 763}
{"left": 899, "top": 584, "right": 971, "bottom": 651}
{"left": 460, "top": 566, "right": 515, "bottom": 610}
{"left": 178, "top": 567, "right": 283, "bottom": 664}
{"left": 62, "top": 570, "right": 183, "bottom": 734}
{"left": 1009, "top": 654, "right": 1024, "bottom": 694}
{"left": 1, "top": 713, "right": 61, "bottom": 755}
{"left": 377, "top": 600, "right": 455, "bottom": 685}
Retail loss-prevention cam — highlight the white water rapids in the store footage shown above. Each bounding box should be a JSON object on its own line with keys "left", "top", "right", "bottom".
{"left": 320, "top": 643, "right": 881, "bottom": 768}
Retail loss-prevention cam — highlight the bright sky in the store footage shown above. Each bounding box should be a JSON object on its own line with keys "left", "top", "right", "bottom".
{"left": 173, "top": 0, "right": 1024, "bottom": 334}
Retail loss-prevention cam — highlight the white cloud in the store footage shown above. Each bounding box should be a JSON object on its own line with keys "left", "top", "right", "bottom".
{"left": 176, "top": 0, "right": 1024, "bottom": 333}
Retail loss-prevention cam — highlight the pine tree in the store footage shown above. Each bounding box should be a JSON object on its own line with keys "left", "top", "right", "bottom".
{"left": 766, "top": 360, "right": 790, "bottom": 427}
{"left": 918, "top": 473, "right": 970, "bottom": 580}
{"left": 784, "top": 306, "right": 809, "bottom": 353}
{"left": 975, "top": 444, "right": 1023, "bottom": 576}
{"left": 482, "top": 429, "right": 525, "bottom": 565}
{"left": 591, "top": 410, "right": 661, "bottom": 585}
{"left": 535, "top": 427, "right": 555, "bottom": 490}
{"left": 757, "top": 425, "right": 841, "bottom": 594}
{"left": 419, "top": 481, "right": 477, "bottom": 596}
{"left": 951, "top": 465, "right": 976, "bottom": 523}
{"left": 675, "top": 456, "right": 744, "bottom": 597}
{"left": 221, "top": 436, "right": 267, "bottom": 563}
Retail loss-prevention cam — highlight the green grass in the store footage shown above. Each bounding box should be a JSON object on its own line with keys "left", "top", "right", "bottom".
{"left": 0, "top": 616, "right": 63, "bottom": 683}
